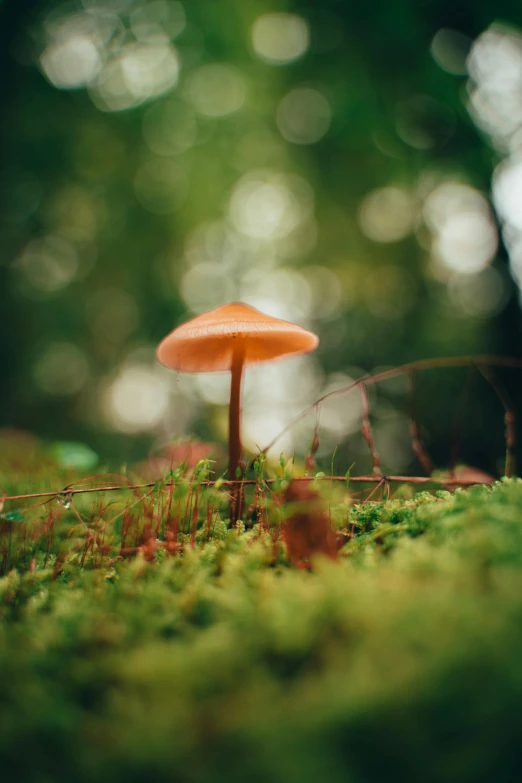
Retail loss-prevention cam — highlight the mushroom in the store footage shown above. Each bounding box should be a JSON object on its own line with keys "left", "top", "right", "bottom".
{"left": 156, "top": 302, "right": 319, "bottom": 522}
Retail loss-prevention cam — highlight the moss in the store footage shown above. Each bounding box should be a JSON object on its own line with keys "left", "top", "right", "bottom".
{"left": 2, "top": 437, "right": 522, "bottom": 781}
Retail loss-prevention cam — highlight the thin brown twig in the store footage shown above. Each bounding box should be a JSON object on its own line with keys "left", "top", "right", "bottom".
{"left": 0, "top": 473, "right": 505, "bottom": 505}
{"left": 67, "top": 499, "right": 92, "bottom": 535}
{"left": 257, "top": 355, "right": 522, "bottom": 459}
{"left": 476, "top": 365, "right": 517, "bottom": 477}
{"left": 359, "top": 382, "right": 381, "bottom": 475}
{"left": 364, "top": 478, "right": 385, "bottom": 503}
{"left": 408, "top": 371, "right": 434, "bottom": 476}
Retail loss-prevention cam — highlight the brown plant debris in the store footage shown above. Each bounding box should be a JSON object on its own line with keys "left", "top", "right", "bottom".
{"left": 283, "top": 479, "right": 338, "bottom": 568}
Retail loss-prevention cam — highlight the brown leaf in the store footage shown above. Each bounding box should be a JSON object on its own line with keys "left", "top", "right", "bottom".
{"left": 283, "top": 480, "right": 338, "bottom": 568}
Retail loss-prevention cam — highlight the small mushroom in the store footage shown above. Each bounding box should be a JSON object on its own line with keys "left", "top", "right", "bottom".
{"left": 156, "top": 302, "right": 319, "bottom": 522}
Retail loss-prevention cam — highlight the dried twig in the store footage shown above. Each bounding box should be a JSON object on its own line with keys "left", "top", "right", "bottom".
{"left": 408, "top": 371, "right": 434, "bottom": 475}
{"left": 476, "top": 365, "right": 517, "bottom": 477}
{"left": 0, "top": 473, "right": 504, "bottom": 505}
{"left": 360, "top": 383, "right": 381, "bottom": 475}
{"left": 257, "top": 355, "right": 522, "bottom": 458}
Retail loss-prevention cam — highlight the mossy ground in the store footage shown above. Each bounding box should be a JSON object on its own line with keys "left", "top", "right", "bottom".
{"left": 1, "top": 436, "right": 522, "bottom": 782}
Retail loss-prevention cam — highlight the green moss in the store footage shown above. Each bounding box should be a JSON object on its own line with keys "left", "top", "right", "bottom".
{"left": 1, "top": 471, "right": 522, "bottom": 781}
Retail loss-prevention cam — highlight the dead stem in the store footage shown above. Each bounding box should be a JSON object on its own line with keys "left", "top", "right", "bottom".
{"left": 477, "top": 365, "right": 517, "bottom": 477}
{"left": 408, "top": 371, "right": 435, "bottom": 475}
{"left": 360, "top": 383, "right": 381, "bottom": 475}
{"left": 257, "top": 354, "right": 522, "bottom": 459}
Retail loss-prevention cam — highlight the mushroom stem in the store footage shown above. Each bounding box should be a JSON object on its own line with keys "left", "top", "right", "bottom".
{"left": 229, "top": 339, "right": 244, "bottom": 523}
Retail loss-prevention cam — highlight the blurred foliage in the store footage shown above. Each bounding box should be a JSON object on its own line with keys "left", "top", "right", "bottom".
{"left": 1, "top": 0, "right": 522, "bottom": 473}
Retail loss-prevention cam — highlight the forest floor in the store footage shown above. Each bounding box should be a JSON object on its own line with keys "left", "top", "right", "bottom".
{"left": 1, "top": 432, "right": 522, "bottom": 783}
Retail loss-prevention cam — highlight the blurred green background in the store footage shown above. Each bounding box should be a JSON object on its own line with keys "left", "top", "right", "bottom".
{"left": 2, "top": 0, "right": 522, "bottom": 475}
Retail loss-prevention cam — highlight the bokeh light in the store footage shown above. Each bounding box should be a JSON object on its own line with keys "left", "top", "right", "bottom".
{"left": 183, "top": 220, "right": 253, "bottom": 270}
{"left": 14, "top": 236, "right": 79, "bottom": 294}
{"left": 242, "top": 410, "right": 294, "bottom": 459}
{"left": 448, "top": 267, "right": 508, "bottom": 318}
{"left": 251, "top": 13, "right": 310, "bottom": 65}
{"left": 242, "top": 355, "right": 322, "bottom": 459}
{"left": 493, "top": 159, "right": 522, "bottom": 231}
{"left": 39, "top": 3, "right": 182, "bottom": 111}
{"left": 241, "top": 267, "right": 313, "bottom": 321}
{"left": 430, "top": 28, "right": 472, "bottom": 76}
{"left": 47, "top": 184, "right": 103, "bottom": 242}
{"left": 196, "top": 372, "right": 231, "bottom": 406}
{"left": 228, "top": 170, "right": 314, "bottom": 241}
{"left": 301, "top": 266, "right": 342, "bottom": 319}
{"left": 91, "top": 39, "right": 180, "bottom": 112}
{"left": 424, "top": 182, "right": 497, "bottom": 274}
{"left": 467, "top": 24, "right": 522, "bottom": 149}
{"left": 33, "top": 342, "right": 89, "bottom": 396}
{"left": 130, "top": 1, "right": 186, "bottom": 41}
{"left": 276, "top": 88, "right": 331, "bottom": 145}
{"left": 504, "top": 230, "right": 522, "bottom": 292}
{"left": 180, "top": 262, "right": 236, "bottom": 314}
{"left": 102, "top": 364, "right": 171, "bottom": 434}
{"left": 358, "top": 186, "right": 415, "bottom": 243}
{"left": 185, "top": 64, "right": 246, "bottom": 117}
{"left": 467, "top": 24, "right": 522, "bottom": 304}
{"left": 41, "top": 34, "right": 103, "bottom": 90}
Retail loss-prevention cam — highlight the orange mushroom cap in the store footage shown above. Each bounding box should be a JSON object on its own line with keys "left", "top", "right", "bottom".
{"left": 156, "top": 302, "right": 319, "bottom": 372}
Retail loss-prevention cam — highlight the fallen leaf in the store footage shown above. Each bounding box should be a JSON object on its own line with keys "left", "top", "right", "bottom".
{"left": 283, "top": 480, "right": 338, "bottom": 568}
